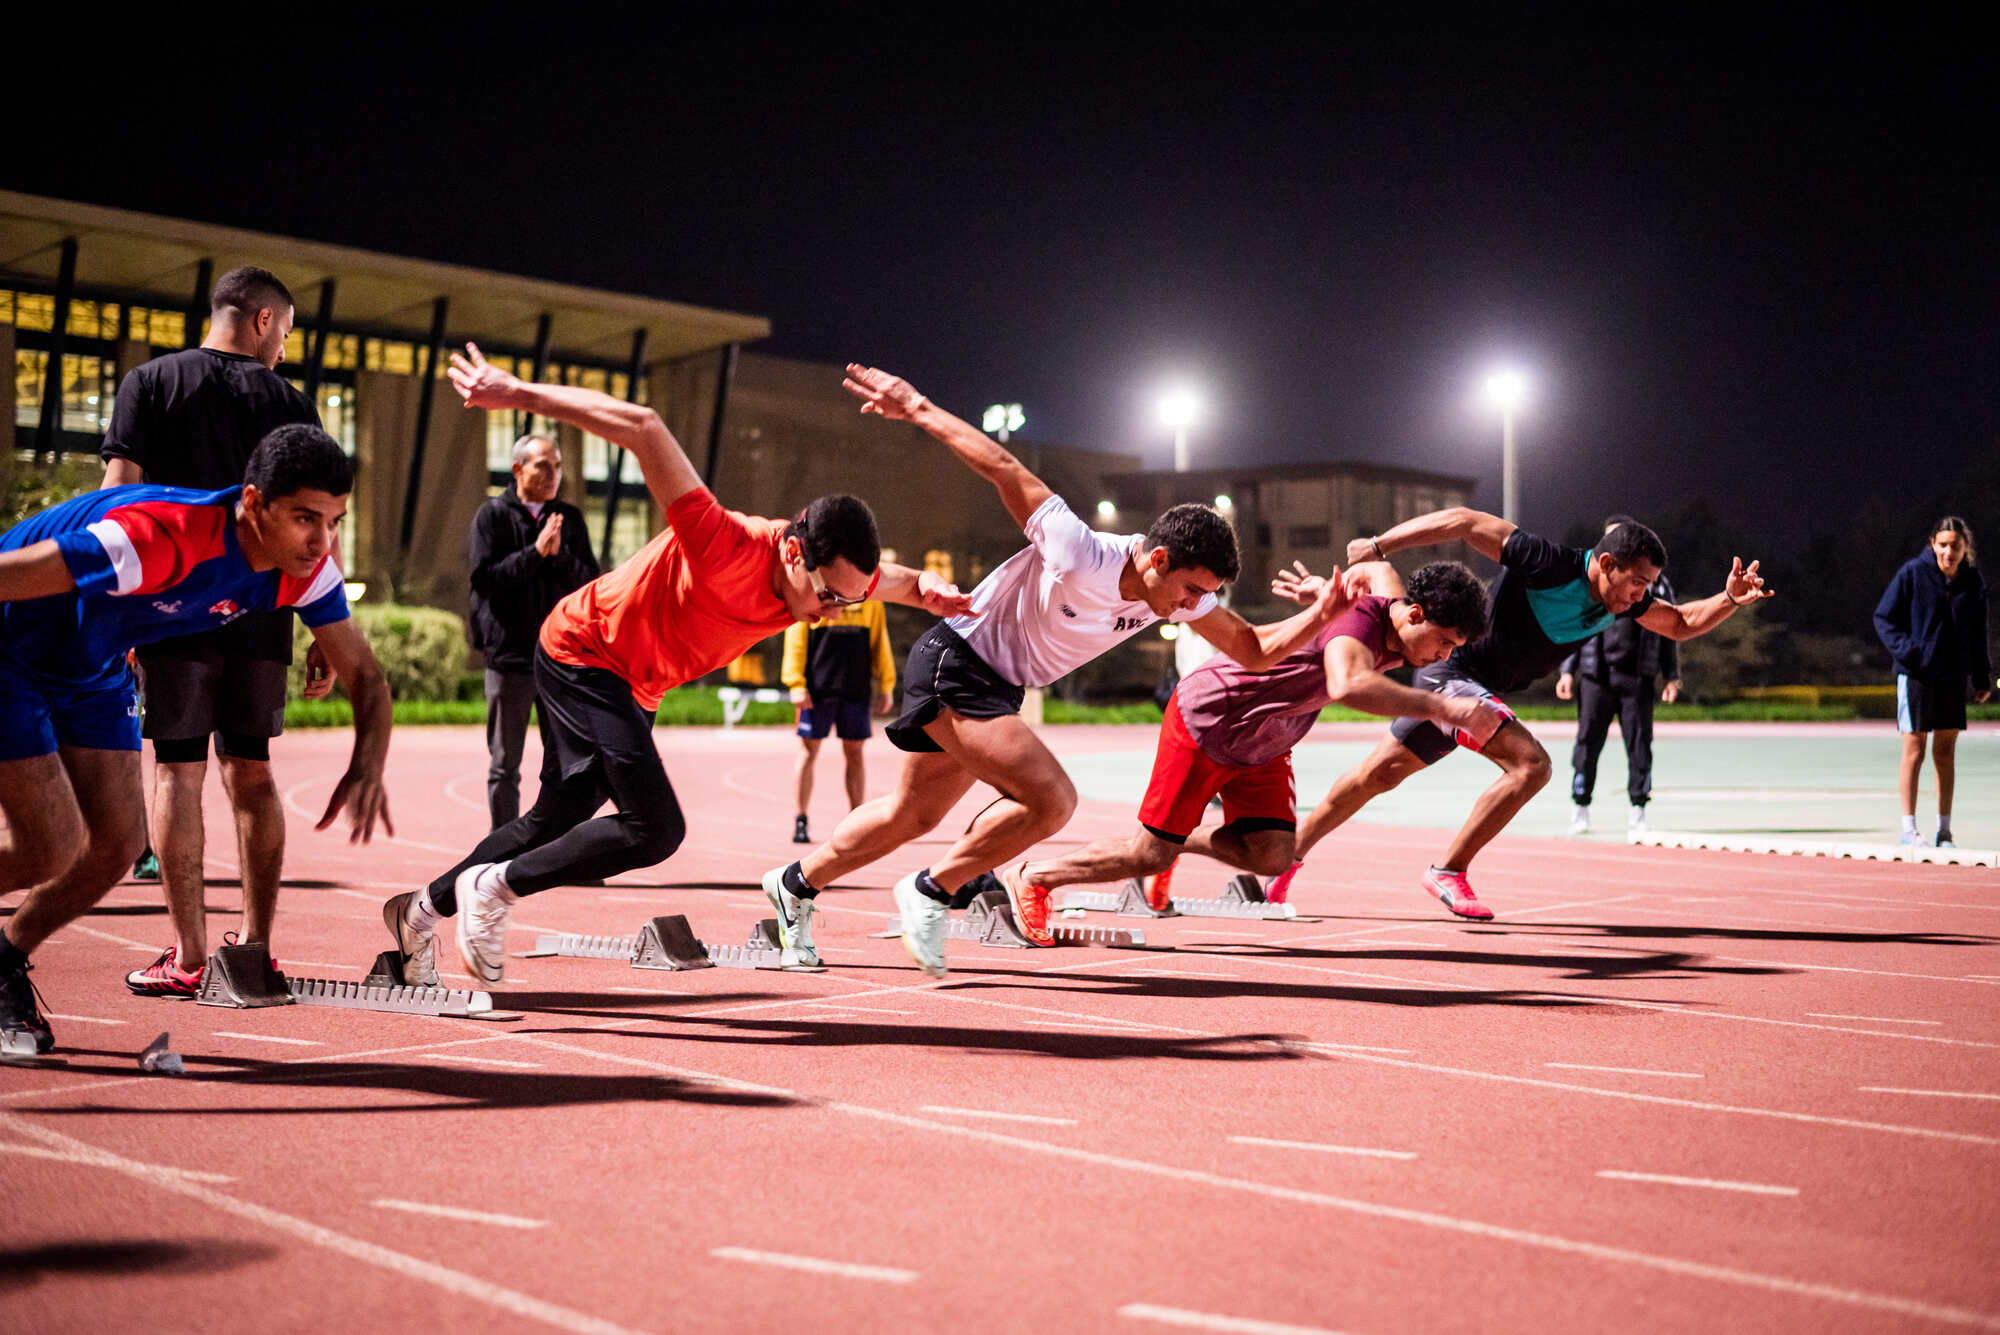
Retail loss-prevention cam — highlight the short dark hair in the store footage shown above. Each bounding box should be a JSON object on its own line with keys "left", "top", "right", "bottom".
{"left": 211, "top": 265, "right": 294, "bottom": 318}
{"left": 1599, "top": 520, "right": 1667, "bottom": 572}
{"left": 1143, "top": 503, "right": 1240, "bottom": 583}
{"left": 792, "top": 494, "right": 880, "bottom": 573}
{"left": 244, "top": 424, "right": 353, "bottom": 499}
{"left": 1603, "top": 513, "right": 1640, "bottom": 531}
{"left": 1404, "top": 561, "right": 1489, "bottom": 635}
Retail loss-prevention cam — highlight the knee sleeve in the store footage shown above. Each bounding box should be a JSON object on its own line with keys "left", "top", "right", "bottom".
{"left": 216, "top": 730, "right": 271, "bottom": 762}
{"left": 153, "top": 735, "right": 209, "bottom": 764}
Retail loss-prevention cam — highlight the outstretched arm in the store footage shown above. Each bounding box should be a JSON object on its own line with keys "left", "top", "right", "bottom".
{"left": 1189, "top": 573, "right": 1349, "bottom": 672}
{"left": 304, "top": 617, "right": 394, "bottom": 844}
{"left": 449, "top": 343, "right": 702, "bottom": 515}
{"left": 872, "top": 561, "right": 976, "bottom": 619}
{"left": 1347, "top": 507, "right": 1515, "bottom": 566}
{"left": 842, "top": 365, "right": 1054, "bottom": 530}
{"left": 1322, "top": 635, "right": 1486, "bottom": 734}
{"left": 0, "top": 541, "right": 78, "bottom": 603}
{"left": 1637, "top": 557, "right": 1773, "bottom": 641}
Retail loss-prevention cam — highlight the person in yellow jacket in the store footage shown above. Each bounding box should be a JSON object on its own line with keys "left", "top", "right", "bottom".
{"left": 782, "top": 600, "right": 896, "bottom": 842}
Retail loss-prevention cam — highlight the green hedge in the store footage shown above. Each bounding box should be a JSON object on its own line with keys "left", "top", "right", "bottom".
{"left": 290, "top": 604, "right": 468, "bottom": 704}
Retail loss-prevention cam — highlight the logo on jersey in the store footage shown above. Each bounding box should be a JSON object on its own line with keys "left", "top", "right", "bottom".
{"left": 152, "top": 600, "right": 182, "bottom": 614}
{"left": 1112, "top": 615, "right": 1153, "bottom": 633}
{"left": 208, "top": 599, "right": 242, "bottom": 620}
{"left": 1060, "top": 604, "right": 1077, "bottom": 618}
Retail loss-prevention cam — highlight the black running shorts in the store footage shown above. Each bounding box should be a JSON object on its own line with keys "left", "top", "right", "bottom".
{"left": 533, "top": 644, "right": 662, "bottom": 781}
{"left": 137, "top": 635, "right": 288, "bottom": 742}
{"left": 1389, "top": 661, "right": 1508, "bottom": 766}
{"left": 885, "top": 623, "right": 1026, "bottom": 753}
{"left": 1897, "top": 672, "right": 1967, "bottom": 734}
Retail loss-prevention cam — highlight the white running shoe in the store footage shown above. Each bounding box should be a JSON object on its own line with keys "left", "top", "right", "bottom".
{"left": 455, "top": 864, "right": 515, "bottom": 985}
{"left": 892, "top": 872, "right": 949, "bottom": 978}
{"left": 761, "top": 865, "right": 820, "bottom": 968}
{"left": 1567, "top": 805, "right": 1590, "bottom": 836}
{"left": 382, "top": 891, "right": 439, "bottom": 987}
{"left": 1627, "top": 807, "right": 1650, "bottom": 837}
{"left": 1900, "top": 829, "right": 1929, "bottom": 848}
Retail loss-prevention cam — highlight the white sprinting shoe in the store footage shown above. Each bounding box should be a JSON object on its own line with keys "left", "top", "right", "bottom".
{"left": 382, "top": 891, "right": 440, "bottom": 987}
{"left": 1567, "top": 805, "right": 1590, "bottom": 836}
{"left": 1627, "top": 807, "right": 1650, "bottom": 837}
{"left": 761, "top": 865, "right": 820, "bottom": 968}
{"left": 1900, "top": 829, "right": 1929, "bottom": 848}
{"left": 892, "top": 872, "right": 949, "bottom": 978}
{"left": 455, "top": 864, "right": 515, "bottom": 985}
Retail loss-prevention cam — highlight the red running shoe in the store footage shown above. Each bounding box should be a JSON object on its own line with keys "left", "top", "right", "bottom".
{"left": 1145, "top": 859, "right": 1179, "bottom": 912}
{"left": 1422, "top": 866, "right": 1494, "bottom": 921}
{"left": 999, "top": 862, "right": 1056, "bottom": 947}
{"left": 1264, "top": 861, "right": 1304, "bottom": 905}
{"left": 125, "top": 946, "right": 204, "bottom": 998}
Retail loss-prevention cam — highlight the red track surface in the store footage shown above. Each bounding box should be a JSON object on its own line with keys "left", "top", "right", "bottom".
{"left": 5, "top": 724, "right": 1999, "bottom": 1334}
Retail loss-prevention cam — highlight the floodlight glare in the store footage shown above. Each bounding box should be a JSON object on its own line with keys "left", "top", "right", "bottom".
{"left": 1156, "top": 388, "right": 1202, "bottom": 430}
{"left": 1214, "top": 494, "right": 1233, "bottom": 511}
{"left": 1484, "top": 371, "right": 1528, "bottom": 412}
{"left": 1096, "top": 499, "right": 1117, "bottom": 519}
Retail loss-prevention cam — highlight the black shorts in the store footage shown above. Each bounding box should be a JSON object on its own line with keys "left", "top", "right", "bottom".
{"left": 885, "top": 623, "right": 1026, "bottom": 753}
{"left": 533, "top": 644, "right": 663, "bottom": 782}
{"left": 1389, "top": 661, "right": 1508, "bottom": 765}
{"left": 1897, "top": 673, "right": 1967, "bottom": 734}
{"left": 137, "top": 638, "right": 288, "bottom": 742}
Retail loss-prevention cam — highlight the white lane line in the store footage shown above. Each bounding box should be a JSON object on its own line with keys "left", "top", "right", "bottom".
{"left": 1189, "top": 930, "right": 1266, "bottom": 938}
{"left": 1120, "top": 1302, "right": 1353, "bottom": 1335}
{"left": 1310, "top": 1043, "right": 1412, "bottom": 1054}
{"left": 710, "top": 1246, "right": 916, "bottom": 1283}
{"left": 919, "top": 1105, "right": 1078, "bottom": 1126}
{"left": 45, "top": 1013, "right": 125, "bottom": 1026}
{"left": 212, "top": 1032, "right": 323, "bottom": 1047}
{"left": 56, "top": 922, "right": 159, "bottom": 952}
{"left": 1806, "top": 1014, "right": 1943, "bottom": 1026}
{"left": 1022, "top": 1019, "right": 1151, "bottom": 1032}
{"left": 373, "top": 1198, "right": 548, "bottom": 1229}
{"left": 282, "top": 960, "right": 366, "bottom": 971}
{"left": 1546, "top": 1063, "right": 1703, "bottom": 1079}
{"left": 433, "top": 1053, "right": 544, "bottom": 1069}
{"left": 1711, "top": 955, "right": 2000, "bottom": 985}
{"left": 802, "top": 1002, "right": 918, "bottom": 1015}
{"left": 0, "top": 1113, "right": 646, "bottom": 1335}
{"left": 1597, "top": 1170, "right": 1799, "bottom": 1197}
{"left": 1859, "top": 1087, "right": 2000, "bottom": 1101}
{"left": 1229, "top": 1136, "right": 1415, "bottom": 1160}
{"left": 514, "top": 1038, "right": 1996, "bottom": 1330}
{"left": 0, "top": 1142, "right": 234, "bottom": 1182}
{"left": 1124, "top": 968, "right": 1246, "bottom": 979}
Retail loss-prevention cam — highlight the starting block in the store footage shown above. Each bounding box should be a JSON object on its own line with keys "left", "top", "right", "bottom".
{"left": 523, "top": 915, "right": 794, "bottom": 970}
{"left": 1061, "top": 872, "right": 1296, "bottom": 920}
{"left": 1, "top": 1030, "right": 47, "bottom": 1061}
{"left": 879, "top": 888, "right": 1148, "bottom": 950}
{"left": 196, "top": 942, "right": 493, "bottom": 1017}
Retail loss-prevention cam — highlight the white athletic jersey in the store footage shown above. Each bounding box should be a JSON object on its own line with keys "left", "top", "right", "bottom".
{"left": 948, "top": 494, "right": 1218, "bottom": 688}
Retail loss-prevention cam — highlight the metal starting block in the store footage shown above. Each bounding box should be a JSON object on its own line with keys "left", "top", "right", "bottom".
{"left": 195, "top": 942, "right": 493, "bottom": 1017}
{"left": 1061, "top": 872, "right": 1295, "bottom": 920}
{"left": 1, "top": 1030, "right": 48, "bottom": 1061}
{"left": 879, "top": 888, "right": 1147, "bottom": 950}
{"left": 523, "top": 915, "right": 791, "bottom": 970}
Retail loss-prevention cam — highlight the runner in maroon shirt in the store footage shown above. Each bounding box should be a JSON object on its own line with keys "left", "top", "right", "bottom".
{"left": 1003, "top": 561, "right": 1497, "bottom": 910}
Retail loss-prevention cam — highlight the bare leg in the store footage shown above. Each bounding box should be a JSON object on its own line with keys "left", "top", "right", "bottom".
{"left": 1899, "top": 732, "right": 1926, "bottom": 818}
{"left": 1436, "top": 720, "right": 1553, "bottom": 871}
{"left": 1183, "top": 824, "right": 1297, "bottom": 876}
{"left": 217, "top": 754, "right": 284, "bottom": 947}
{"left": 842, "top": 738, "right": 867, "bottom": 809}
{"left": 1932, "top": 730, "right": 1958, "bottom": 824}
{"left": 2, "top": 748, "right": 145, "bottom": 953}
{"left": 799, "top": 749, "right": 978, "bottom": 887}
{"left": 0, "top": 754, "right": 85, "bottom": 907}
{"left": 1027, "top": 827, "right": 1183, "bottom": 890}
{"left": 793, "top": 737, "right": 821, "bottom": 819}
{"left": 1294, "top": 733, "right": 1429, "bottom": 861}
{"left": 923, "top": 712, "right": 1078, "bottom": 890}
{"left": 151, "top": 759, "right": 211, "bottom": 964}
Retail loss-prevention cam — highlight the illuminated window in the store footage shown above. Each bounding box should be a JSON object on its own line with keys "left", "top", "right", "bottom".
{"left": 14, "top": 293, "right": 53, "bottom": 333}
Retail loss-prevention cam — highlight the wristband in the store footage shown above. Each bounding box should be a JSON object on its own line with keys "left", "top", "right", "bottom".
{"left": 1725, "top": 587, "right": 1747, "bottom": 606}
{"left": 1370, "top": 538, "right": 1385, "bottom": 561}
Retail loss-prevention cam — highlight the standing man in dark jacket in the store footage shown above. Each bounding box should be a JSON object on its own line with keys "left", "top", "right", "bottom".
{"left": 1874, "top": 516, "right": 1991, "bottom": 848}
{"left": 469, "top": 434, "right": 599, "bottom": 828}
{"left": 99, "top": 266, "right": 326, "bottom": 996}
{"left": 1558, "top": 516, "right": 1681, "bottom": 838}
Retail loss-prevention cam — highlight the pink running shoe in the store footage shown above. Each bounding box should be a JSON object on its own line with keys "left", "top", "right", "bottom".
{"left": 125, "top": 945, "right": 204, "bottom": 998}
{"left": 999, "top": 862, "right": 1056, "bottom": 947}
{"left": 1422, "top": 866, "right": 1494, "bottom": 921}
{"left": 1264, "top": 861, "right": 1304, "bottom": 905}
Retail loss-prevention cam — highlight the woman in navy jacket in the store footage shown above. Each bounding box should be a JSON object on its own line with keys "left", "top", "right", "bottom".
{"left": 1874, "top": 517, "right": 1991, "bottom": 847}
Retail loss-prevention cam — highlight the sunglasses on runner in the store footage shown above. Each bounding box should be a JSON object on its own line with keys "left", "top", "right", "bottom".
{"left": 791, "top": 518, "right": 882, "bottom": 607}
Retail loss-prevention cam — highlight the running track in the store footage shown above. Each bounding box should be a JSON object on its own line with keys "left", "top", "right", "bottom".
{"left": 4, "top": 724, "right": 1998, "bottom": 1334}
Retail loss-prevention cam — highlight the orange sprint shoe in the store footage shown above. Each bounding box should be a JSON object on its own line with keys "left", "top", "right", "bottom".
{"left": 999, "top": 862, "right": 1056, "bottom": 946}
{"left": 1144, "top": 859, "right": 1179, "bottom": 912}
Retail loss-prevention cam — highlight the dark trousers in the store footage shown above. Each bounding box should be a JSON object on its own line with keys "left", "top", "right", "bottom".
{"left": 431, "top": 649, "right": 685, "bottom": 912}
{"left": 1570, "top": 672, "right": 1655, "bottom": 807}
{"left": 484, "top": 668, "right": 543, "bottom": 829}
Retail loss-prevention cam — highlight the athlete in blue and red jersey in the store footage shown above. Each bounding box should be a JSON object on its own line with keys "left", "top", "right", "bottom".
{"left": 0, "top": 424, "right": 394, "bottom": 1056}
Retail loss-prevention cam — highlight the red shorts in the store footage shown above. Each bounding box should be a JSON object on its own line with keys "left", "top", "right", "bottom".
{"left": 1137, "top": 696, "right": 1298, "bottom": 843}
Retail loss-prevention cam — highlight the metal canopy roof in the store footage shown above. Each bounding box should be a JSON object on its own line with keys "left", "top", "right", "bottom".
{"left": 0, "top": 190, "right": 769, "bottom": 363}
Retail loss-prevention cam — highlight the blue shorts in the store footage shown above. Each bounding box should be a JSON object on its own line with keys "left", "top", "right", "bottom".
{"left": 0, "top": 658, "right": 142, "bottom": 762}
{"left": 796, "top": 697, "right": 872, "bottom": 741}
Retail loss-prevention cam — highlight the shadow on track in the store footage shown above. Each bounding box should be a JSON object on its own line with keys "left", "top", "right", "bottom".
{"left": 1181, "top": 942, "right": 1786, "bottom": 982}
{"left": 949, "top": 972, "right": 1646, "bottom": 1011}
{"left": 533, "top": 1017, "right": 1308, "bottom": 1063}
{"left": 1460, "top": 923, "right": 1997, "bottom": 947}
{"left": 0, "top": 1238, "right": 277, "bottom": 1290}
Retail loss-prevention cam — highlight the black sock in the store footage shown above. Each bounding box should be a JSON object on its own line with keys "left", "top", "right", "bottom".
{"left": 915, "top": 868, "right": 953, "bottom": 905}
{"left": 783, "top": 861, "right": 819, "bottom": 900}
{"left": 0, "top": 933, "right": 27, "bottom": 973}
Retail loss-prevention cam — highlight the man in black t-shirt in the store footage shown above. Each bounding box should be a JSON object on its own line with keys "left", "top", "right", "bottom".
{"left": 1274, "top": 506, "right": 1769, "bottom": 923}
{"left": 99, "top": 266, "right": 326, "bottom": 997}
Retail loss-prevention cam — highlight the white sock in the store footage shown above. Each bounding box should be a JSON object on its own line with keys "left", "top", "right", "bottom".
{"left": 476, "top": 862, "right": 518, "bottom": 901}
{"left": 1901, "top": 815, "right": 1919, "bottom": 836}
{"left": 406, "top": 888, "right": 441, "bottom": 932}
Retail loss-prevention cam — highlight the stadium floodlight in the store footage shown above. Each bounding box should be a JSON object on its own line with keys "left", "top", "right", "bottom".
{"left": 1482, "top": 370, "right": 1529, "bottom": 522}
{"left": 1156, "top": 387, "right": 1202, "bottom": 472}
{"left": 983, "top": 403, "right": 1025, "bottom": 442}
{"left": 1096, "top": 499, "right": 1117, "bottom": 519}
{"left": 1214, "top": 494, "right": 1233, "bottom": 512}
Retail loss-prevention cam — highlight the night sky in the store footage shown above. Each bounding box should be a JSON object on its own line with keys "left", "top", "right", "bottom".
{"left": 15, "top": 13, "right": 1995, "bottom": 565}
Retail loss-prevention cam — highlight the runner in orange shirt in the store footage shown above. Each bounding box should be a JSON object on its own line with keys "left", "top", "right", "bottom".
{"left": 381, "top": 344, "right": 971, "bottom": 986}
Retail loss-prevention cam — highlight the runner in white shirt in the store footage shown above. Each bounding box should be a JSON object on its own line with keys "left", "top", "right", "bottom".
{"left": 762, "top": 365, "right": 1344, "bottom": 977}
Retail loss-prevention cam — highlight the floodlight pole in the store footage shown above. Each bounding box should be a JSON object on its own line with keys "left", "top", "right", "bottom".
{"left": 1501, "top": 407, "right": 1518, "bottom": 525}
{"left": 1173, "top": 426, "right": 1189, "bottom": 474}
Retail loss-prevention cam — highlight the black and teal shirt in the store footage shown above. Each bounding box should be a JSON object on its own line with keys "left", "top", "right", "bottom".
{"left": 1450, "top": 529, "right": 1657, "bottom": 695}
